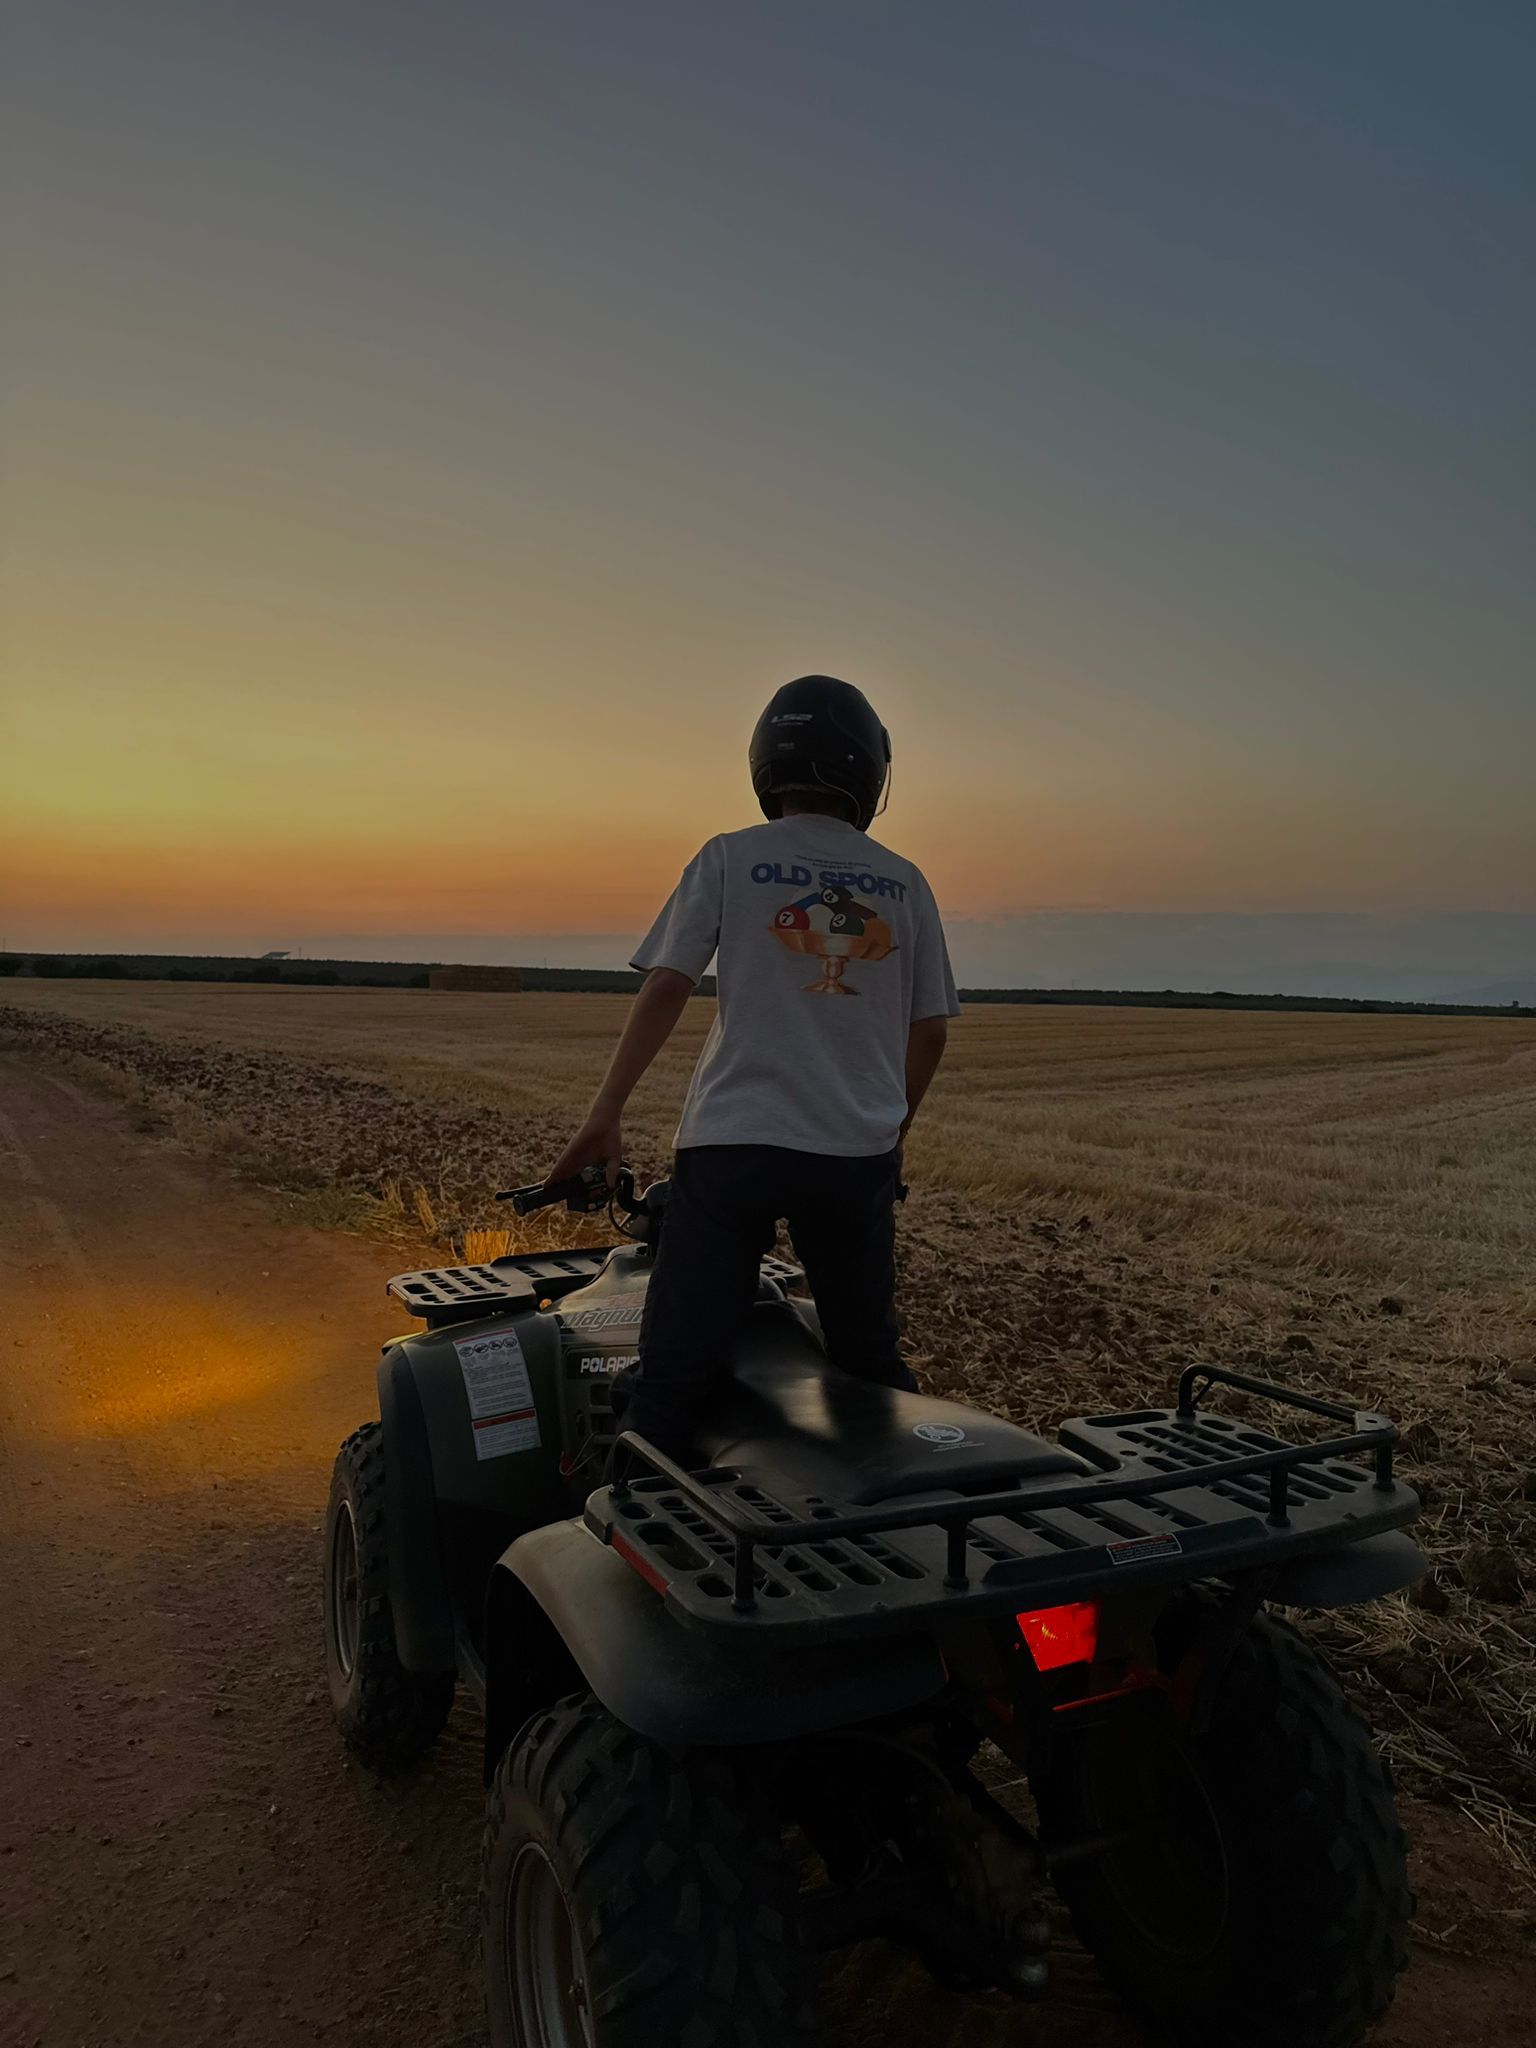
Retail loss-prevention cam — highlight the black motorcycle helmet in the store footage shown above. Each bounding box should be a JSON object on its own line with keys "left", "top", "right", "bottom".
{"left": 749, "top": 675, "right": 891, "bottom": 831}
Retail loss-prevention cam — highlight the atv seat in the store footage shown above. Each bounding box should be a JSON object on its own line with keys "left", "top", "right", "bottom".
{"left": 695, "top": 1303, "right": 1088, "bottom": 1507}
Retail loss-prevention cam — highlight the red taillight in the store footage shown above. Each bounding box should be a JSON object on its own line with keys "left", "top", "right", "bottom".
{"left": 610, "top": 1530, "right": 669, "bottom": 1597}
{"left": 1015, "top": 1600, "right": 1099, "bottom": 1671}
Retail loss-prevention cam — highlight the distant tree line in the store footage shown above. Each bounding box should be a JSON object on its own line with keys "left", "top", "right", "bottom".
{"left": 955, "top": 985, "right": 1534, "bottom": 1018}
{"left": 0, "top": 955, "right": 703, "bottom": 994}
{"left": 0, "top": 953, "right": 430, "bottom": 986}
{"left": 0, "top": 954, "right": 1527, "bottom": 1017}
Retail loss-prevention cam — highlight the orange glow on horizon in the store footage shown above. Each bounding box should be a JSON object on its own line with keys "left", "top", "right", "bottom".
{"left": 7, "top": 783, "right": 1530, "bottom": 954}
{"left": 1, "top": 817, "right": 696, "bottom": 941}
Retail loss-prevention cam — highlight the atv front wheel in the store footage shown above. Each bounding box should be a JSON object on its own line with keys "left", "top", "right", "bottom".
{"left": 323, "top": 1422, "right": 453, "bottom": 1771}
{"left": 484, "top": 1694, "right": 819, "bottom": 2048}
{"left": 1035, "top": 1604, "right": 1411, "bottom": 2048}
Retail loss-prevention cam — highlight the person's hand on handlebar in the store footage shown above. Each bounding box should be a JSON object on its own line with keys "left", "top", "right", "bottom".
{"left": 543, "top": 1105, "right": 623, "bottom": 1191}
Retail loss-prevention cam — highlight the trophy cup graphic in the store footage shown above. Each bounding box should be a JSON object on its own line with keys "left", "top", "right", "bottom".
{"left": 771, "top": 887, "right": 896, "bottom": 995}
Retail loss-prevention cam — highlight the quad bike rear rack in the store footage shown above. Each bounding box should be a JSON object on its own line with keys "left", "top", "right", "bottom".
{"left": 586, "top": 1368, "right": 1419, "bottom": 1643}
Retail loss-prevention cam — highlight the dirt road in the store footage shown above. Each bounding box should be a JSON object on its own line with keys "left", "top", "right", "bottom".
{"left": 1, "top": 1056, "right": 1529, "bottom": 2048}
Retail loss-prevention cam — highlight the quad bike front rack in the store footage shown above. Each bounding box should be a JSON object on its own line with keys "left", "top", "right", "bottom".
{"left": 387, "top": 1249, "right": 613, "bottom": 1328}
{"left": 388, "top": 1247, "right": 808, "bottom": 1334}
{"left": 587, "top": 1368, "right": 1418, "bottom": 1643}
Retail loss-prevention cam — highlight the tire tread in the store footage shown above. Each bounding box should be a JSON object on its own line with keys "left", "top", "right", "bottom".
{"left": 325, "top": 1422, "right": 453, "bottom": 1772}
{"left": 1042, "top": 1605, "right": 1411, "bottom": 2048}
{"left": 484, "top": 1694, "right": 820, "bottom": 2047}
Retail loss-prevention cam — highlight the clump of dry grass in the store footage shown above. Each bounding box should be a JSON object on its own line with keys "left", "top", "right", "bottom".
{"left": 1319, "top": 1594, "right": 1536, "bottom": 1883}
{"left": 460, "top": 1225, "right": 517, "bottom": 1262}
{"left": 460, "top": 1211, "right": 615, "bottom": 1263}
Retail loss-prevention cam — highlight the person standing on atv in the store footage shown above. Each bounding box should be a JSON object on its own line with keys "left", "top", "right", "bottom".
{"left": 543, "top": 674, "right": 960, "bottom": 1464}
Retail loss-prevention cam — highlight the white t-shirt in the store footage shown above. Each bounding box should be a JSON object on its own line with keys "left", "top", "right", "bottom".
{"left": 632, "top": 817, "right": 961, "bottom": 1157}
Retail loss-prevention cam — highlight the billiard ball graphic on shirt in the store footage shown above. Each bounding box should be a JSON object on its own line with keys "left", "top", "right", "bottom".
{"left": 770, "top": 890, "right": 895, "bottom": 994}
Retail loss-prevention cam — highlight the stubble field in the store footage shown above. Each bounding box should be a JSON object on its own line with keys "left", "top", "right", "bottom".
{"left": 3, "top": 980, "right": 1534, "bottom": 1891}
{"left": 5, "top": 980, "right": 1533, "bottom": 1320}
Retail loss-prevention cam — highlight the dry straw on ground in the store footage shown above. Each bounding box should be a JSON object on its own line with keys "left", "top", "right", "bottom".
{"left": 3, "top": 983, "right": 1533, "bottom": 1873}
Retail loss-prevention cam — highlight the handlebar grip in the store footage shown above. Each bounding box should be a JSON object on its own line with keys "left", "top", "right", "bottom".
{"left": 496, "top": 1178, "right": 574, "bottom": 1215}
{"left": 496, "top": 1165, "right": 610, "bottom": 1215}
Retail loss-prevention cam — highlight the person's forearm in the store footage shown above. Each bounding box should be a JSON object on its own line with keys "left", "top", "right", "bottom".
{"left": 901, "top": 1015, "right": 949, "bottom": 1137}
{"left": 544, "top": 967, "right": 696, "bottom": 1187}
{"left": 589, "top": 967, "right": 695, "bottom": 1113}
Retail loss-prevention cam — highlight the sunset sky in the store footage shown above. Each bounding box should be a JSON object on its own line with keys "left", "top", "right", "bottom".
{"left": 4, "top": 3, "right": 1533, "bottom": 981}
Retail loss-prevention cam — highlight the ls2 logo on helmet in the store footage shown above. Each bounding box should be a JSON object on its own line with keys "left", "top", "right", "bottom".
{"left": 912, "top": 1422, "right": 968, "bottom": 1445}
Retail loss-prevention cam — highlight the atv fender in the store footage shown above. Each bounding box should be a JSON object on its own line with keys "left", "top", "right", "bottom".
{"left": 376, "top": 1343, "right": 456, "bottom": 1672}
{"left": 483, "top": 1518, "right": 947, "bottom": 1773}
{"left": 1265, "top": 1530, "right": 1426, "bottom": 1608}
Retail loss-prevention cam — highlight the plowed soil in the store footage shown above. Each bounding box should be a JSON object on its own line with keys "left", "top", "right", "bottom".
{"left": 1, "top": 1053, "right": 1532, "bottom": 2047}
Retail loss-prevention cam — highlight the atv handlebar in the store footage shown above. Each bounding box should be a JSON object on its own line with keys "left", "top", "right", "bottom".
{"left": 497, "top": 1164, "right": 640, "bottom": 1217}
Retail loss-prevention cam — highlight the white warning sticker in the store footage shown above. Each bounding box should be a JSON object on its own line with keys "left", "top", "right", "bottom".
{"left": 455, "top": 1327, "right": 541, "bottom": 1461}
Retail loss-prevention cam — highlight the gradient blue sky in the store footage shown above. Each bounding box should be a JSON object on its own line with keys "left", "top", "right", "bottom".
{"left": 4, "top": 2, "right": 1533, "bottom": 974}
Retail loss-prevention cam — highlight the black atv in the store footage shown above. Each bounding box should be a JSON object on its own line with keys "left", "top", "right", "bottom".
{"left": 323, "top": 1165, "right": 1423, "bottom": 2048}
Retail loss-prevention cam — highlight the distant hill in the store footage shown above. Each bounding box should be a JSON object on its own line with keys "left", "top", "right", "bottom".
{"left": 2, "top": 952, "right": 1533, "bottom": 1018}
{"left": 1446, "top": 979, "right": 1536, "bottom": 1008}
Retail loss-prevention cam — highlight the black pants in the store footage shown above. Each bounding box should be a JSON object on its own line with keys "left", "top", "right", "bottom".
{"left": 621, "top": 1144, "right": 912, "bottom": 1463}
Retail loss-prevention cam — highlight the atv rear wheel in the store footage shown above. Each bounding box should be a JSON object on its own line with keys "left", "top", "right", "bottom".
{"left": 1035, "top": 1604, "right": 1411, "bottom": 2048}
{"left": 484, "top": 1694, "right": 819, "bottom": 2048}
{"left": 323, "top": 1422, "right": 453, "bottom": 1771}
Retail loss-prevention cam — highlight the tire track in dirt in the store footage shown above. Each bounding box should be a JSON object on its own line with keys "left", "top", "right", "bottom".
{"left": 0, "top": 1101, "right": 93, "bottom": 1279}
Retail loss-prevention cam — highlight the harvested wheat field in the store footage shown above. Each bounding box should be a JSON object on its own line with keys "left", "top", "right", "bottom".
{"left": 2, "top": 982, "right": 1534, "bottom": 2045}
